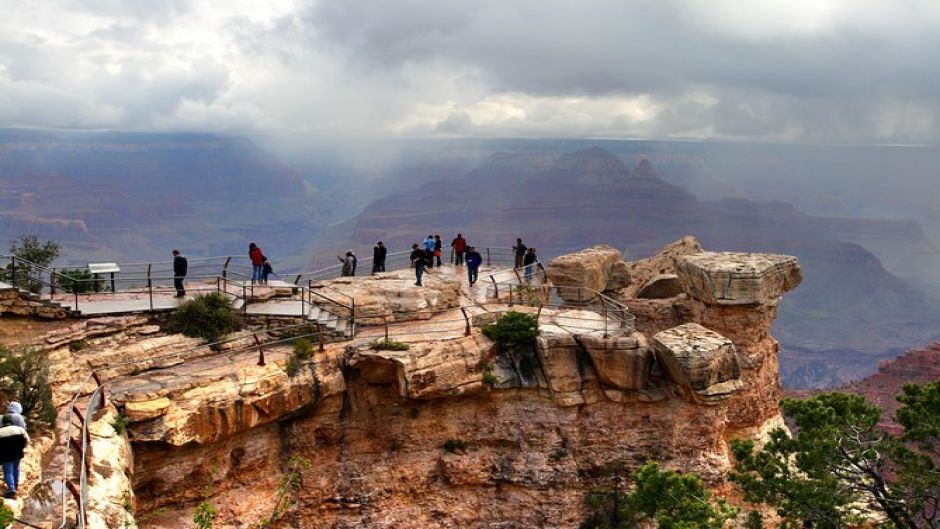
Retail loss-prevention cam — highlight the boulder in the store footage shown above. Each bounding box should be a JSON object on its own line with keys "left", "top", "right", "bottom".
{"left": 653, "top": 323, "right": 742, "bottom": 403}
{"left": 580, "top": 333, "right": 651, "bottom": 390}
{"left": 635, "top": 274, "right": 682, "bottom": 299}
{"left": 674, "top": 252, "right": 802, "bottom": 306}
{"left": 545, "top": 245, "right": 629, "bottom": 300}
{"left": 346, "top": 334, "right": 490, "bottom": 400}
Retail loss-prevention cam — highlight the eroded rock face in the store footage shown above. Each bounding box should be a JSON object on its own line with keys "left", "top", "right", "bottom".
{"left": 545, "top": 245, "right": 630, "bottom": 297}
{"left": 636, "top": 274, "right": 682, "bottom": 299}
{"left": 622, "top": 236, "right": 704, "bottom": 298}
{"left": 653, "top": 323, "right": 742, "bottom": 404}
{"left": 674, "top": 252, "right": 802, "bottom": 306}
{"left": 580, "top": 333, "right": 651, "bottom": 390}
{"left": 346, "top": 334, "right": 490, "bottom": 400}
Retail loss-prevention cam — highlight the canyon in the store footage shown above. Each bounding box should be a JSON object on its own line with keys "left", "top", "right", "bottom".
{"left": 4, "top": 238, "right": 801, "bottom": 528}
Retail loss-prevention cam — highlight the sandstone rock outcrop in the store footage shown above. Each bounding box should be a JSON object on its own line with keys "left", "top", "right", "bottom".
{"left": 674, "top": 251, "right": 802, "bottom": 306}
{"left": 621, "top": 236, "right": 704, "bottom": 298}
{"left": 579, "top": 333, "right": 651, "bottom": 390}
{"left": 316, "top": 271, "right": 463, "bottom": 324}
{"left": 635, "top": 274, "right": 682, "bottom": 299}
{"left": 653, "top": 323, "right": 742, "bottom": 404}
{"left": 345, "top": 334, "right": 490, "bottom": 400}
{"left": 545, "top": 245, "right": 630, "bottom": 298}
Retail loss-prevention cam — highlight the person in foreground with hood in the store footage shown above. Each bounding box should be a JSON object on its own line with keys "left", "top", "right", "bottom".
{"left": 0, "top": 414, "right": 29, "bottom": 498}
{"left": 5, "top": 402, "right": 25, "bottom": 429}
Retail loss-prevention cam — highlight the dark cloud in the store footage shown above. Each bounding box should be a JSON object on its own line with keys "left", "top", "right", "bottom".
{"left": 1, "top": 0, "right": 939, "bottom": 142}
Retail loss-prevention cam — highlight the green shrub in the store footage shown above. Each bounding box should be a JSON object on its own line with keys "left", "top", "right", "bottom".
{"left": 550, "top": 449, "right": 569, "bottom": 461}
{"left": 0, "top": 345, "right": 56, "bottom": 428}
{"left": 581, "top": 462, "right": 738, "bottom": 529}
{"left": 442, "top": 439, "right": 469, "bottom": 453}
{"left": 481, "top": 362, "right": 498, "bottom": 388}
{"left": 285, "top": 355, "right": 299, "bottom": 377}
{"left": 293, "top": 338, "right": 313, "bottom": 360}
{"left": 166, "top": 293, "right": 242, "bottom": 344}
{"left": 7, "top": 234, "right": 60, "bottom": 294}
{"left": 0, "top": 502, "right": 14, "bottom": 527}
{"left": 68, "top": 339, "right": 86, "bottom": 352}
{"left": 193, "top": 501, "right": 218, "bottom": 529}
{"left": 482, "top": 311, "right": 539, "bottom": 350}
{"left": 58, "top": 268, "right": 103, "bottom": 294}
{"left": 370, "top": 338, "right": 410, "bottom": 351}
{"left": 111, "top": 414, "right": 131, "bottom": 435}
{"left": 483, "top": 311, "right": 540, "bottom": 380}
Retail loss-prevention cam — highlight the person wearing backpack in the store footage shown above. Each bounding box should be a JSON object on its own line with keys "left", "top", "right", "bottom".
{"left": 0, "top": 414, "right": 29, "bottom": 498}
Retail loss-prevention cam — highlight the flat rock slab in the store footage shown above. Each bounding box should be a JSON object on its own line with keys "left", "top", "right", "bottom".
{"left": 653, "top": 323, "right": 742, "bottom": 403}
{"left": 674, "top": 252, "right": 801, "bottom": 305}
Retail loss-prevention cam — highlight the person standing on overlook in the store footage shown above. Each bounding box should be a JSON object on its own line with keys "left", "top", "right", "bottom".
{"left": 465, "top": 246, "right": 483, "bottom": 286}
{"left": 451, "top": 233, "right": 467, "bottom": 266}
{"left": 434, "top": 235, "right": 443, "bottom": 267}
{"left": 513, "top": 238, "right": 527, "bottom": 269}
{"left": 249, "top": 243, "right": 264, "bottom": 284}
{"left": 523, "top": 247, "right": 538, "bottom": 282}
{"left": 172, "top": 249, "right": 187, "bottom": 298}
{"left": 423, "top": 235, "right": 436, "bottom": 269}
{"left": 338, "top": 250, "right": 355, "bottom": 277}
{"left": 4, "top": 403, "right": 25, "bottom": 430}
{"left": 410, "top": 243, "right": 426, "bottom": 286}
{"left": 372, "top": 242, "right": 387, "bottom": 274}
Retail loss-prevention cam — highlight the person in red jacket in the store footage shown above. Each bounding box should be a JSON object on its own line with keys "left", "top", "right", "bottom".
{"left": 249, "top": 242, "right": 264, "bottom": 284}
{"left": 451, "top": 233, "right": 467, "bottom": 266}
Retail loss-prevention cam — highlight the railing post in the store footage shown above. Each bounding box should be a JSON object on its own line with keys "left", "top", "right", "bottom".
{"left": 91, "top": 372, "right": 106, "bottom": 407}
{"left": 351, "top": 299, "right": 356, "bottom": 337}
{"left": 222, "top": 256, "right": 231, "bottom": 293}
{"left": 254, "top": 334, "right": 265, "bottom": 366}
{"left": 536, "top": 303, "right": 543, "bottom": 324}
{"left": 242, "top": 284, "right": 248, "bottom": 315}
{"left": 148, "top": 263, "right": 154, "bottom": 312}
{"left": 460, "top": 307, "right": 470, "bottom": 336}
{"left": 8, "top": 256, "right": 14, "bottom": 286}
{"left": 486, "top": 248, "right": 491, "bottom": 267}
{"left": 318, "top": 326, "right": 326, "bottom": 352}
{"left": 93, "top": 273, "right": 100, "bottom": 293}
{"left": 490, "top": 275, "right": 499, "bottom": 297}
{"left": 508, "top": 284, "right": 514, "bottom": 307}
{"left": 384, "top": 316, "right": 389, "bottom": 341}
{"left": 109, "top": 272, "right": 116, "bottom": 293}
{"left": 50, "top": 267, "right": 56, "bottom": 296}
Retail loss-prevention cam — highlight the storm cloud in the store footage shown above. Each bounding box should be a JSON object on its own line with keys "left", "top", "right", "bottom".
{"left": 1, "top": 0, "right": 939, "bottom": 143}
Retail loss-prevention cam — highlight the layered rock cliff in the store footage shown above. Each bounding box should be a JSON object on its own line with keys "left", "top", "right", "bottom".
{"left": 7, "top": 241, "right": 800, "bottom": 528}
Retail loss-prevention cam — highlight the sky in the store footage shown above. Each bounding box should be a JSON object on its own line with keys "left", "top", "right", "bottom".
{"left": 1, "top": 0, "right": 940, "bottom": 144}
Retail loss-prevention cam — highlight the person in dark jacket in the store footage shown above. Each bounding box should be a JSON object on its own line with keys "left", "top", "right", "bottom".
{"left": 261, "top": 257, "right": 275, "bottom": 284}
{"left": 410, "top": 244, "right": 426, "bottom": 286}
{"left": 249, "top": 243, "right": 265, "bottom": 283}
{"left": 372, "top": 242, "right": 387, "bottom": 274}
{"left": 338, "top": 251, "right": 355, "bottom": 277}
{"left": 513, "top": 238, "right": 527, "bottom": 269}
{"left": 434, "top": 235, "right": 443, "bottom": 267}
{"left": 465, "top": 246, "right": 483, "bottom": 286}
{"left": 523, "top": 247, "right": 538, "bottom": 282}
{"left": 172, "top": 249, "right": 187, "bottom": 298}
{"left": 0, "top": 414, "right": 29, "bottom": 498}
{"left": 451, "top": 233, "right": 467, "bottom": 266}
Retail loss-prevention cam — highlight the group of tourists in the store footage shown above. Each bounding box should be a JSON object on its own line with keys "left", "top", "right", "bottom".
{"left": 169, "top": 236, "right": 539, "bottom": 297}
{"left": 0, "top": 401, "right": 29, "bottom": 498}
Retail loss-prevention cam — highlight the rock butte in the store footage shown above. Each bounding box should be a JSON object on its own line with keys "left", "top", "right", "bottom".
{"left": 4, "top": 237, "right": 801, "bottom": 528}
